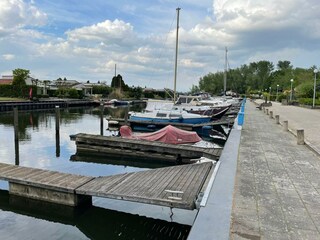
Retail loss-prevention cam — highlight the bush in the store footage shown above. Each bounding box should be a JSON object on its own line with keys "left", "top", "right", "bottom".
{"left": 298, "top": 98, "right": 320, "bottom": 106}
{"left": 67, "top": 89, "right": 79, "bottom": 99}
{"left": 296, "top": 82, "right": 313, "bottom": 98}
{"left": 0, "top": 85, "right": 14, "bottom": 97}
{"left": 277, "top": 94, "right": 288, "bottom": 103}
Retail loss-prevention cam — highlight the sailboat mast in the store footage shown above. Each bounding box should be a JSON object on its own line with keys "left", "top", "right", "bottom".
{"left": 223, "top": 46, "right": 228, "bottom": 95}
{"left": 173, "top": 7, "right": 180, "bottom": 102}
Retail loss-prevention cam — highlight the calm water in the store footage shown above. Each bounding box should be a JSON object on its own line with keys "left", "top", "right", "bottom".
{"left": 0, "top": 106, "right": 194, "bottom": 240}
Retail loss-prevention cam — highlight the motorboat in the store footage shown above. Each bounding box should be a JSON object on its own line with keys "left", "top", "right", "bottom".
{"left": 119, "top": 125, "right": 220, "bottom": 149}
{"left": 129, "top": 108, "right": 212, "bottom": 124}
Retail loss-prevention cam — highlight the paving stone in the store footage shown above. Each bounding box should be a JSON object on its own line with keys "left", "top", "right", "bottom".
{"left": 260, "top": 230, "right": 290, "bottom": 240}
{"left": 231, "top": 102, "right": 320, "bottom": 239}
{"left": 288, "top": 229, "right": 320, "bottom": 240}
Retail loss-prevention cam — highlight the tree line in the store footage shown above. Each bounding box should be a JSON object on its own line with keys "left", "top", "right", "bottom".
{"left": 192, "top": 60, "right": 318, "bottom": 101}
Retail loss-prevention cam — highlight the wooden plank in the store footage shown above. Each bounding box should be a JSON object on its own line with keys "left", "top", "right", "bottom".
{"left": 182, "top": 162, "right": 214, "bottom": 201}
{"left": 74, "top": 133, "right": 220, "bottom": 160}
{"left": 76, "top": 162, "right": 212, "bottom": 209}
{"left": 0, "top": 163, "right": 94, "bottom": 193}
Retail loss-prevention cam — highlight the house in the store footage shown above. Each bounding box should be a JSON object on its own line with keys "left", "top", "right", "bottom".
{"left": 0, "top": 75, "right": 13, "bottom": 85}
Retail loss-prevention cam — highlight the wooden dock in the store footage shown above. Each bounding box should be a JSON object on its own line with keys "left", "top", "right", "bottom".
{"left": 0, "top": 161, "right": 214, "bottom": 210}
{"left": 76, "top": 161, "right": 214, "bottom": 209}
{"left": 0, "top": 163, "right": 93, "bottom": 206}
{"left": 0, "top": 100, "right": 98, "bottom": 112}
{"left": 70, "top": 133, "right": 222, "bottom": 161}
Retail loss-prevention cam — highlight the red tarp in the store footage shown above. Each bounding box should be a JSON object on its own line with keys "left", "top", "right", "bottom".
{"left": 120, "top": 125, "right": 202, "bottom": 145}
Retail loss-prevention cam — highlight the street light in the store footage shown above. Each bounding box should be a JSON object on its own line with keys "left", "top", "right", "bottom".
{"left": 313, "top": 69, "right": 318, "bottom": 108}
{"left": 290, "top": 79, "right": 294, "bottom": 101}
{"left": 276, "top": 84, "right": 279, "bottom": 101}
{"left": 269, "top": 86, "right": 271, "bottom": 101}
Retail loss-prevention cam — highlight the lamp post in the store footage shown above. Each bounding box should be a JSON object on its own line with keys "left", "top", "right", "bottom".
{"left": 269, "top": 87, "right": 271, "bottom": 101}
{"left": 313, "top": 69, "right": 318, "bottom": 108}
{"left": 276, "top": 84, "right": 279, "bottom": 101}
{"left": 290, "top": 79, "right": 294, "bottom": 101}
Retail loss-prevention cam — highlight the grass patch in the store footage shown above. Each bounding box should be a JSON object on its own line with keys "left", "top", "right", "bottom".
{"left": 0, "top": 97, "right": 26, "bottom": 101}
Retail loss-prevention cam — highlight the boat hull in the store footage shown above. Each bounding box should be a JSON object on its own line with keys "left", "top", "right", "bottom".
{"left": 129, "top": 115, "right": 211, "bottom": 124}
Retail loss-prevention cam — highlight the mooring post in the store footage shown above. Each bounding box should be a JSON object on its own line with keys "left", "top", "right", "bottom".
{"left": 275, "top": 115, "right": 280, "bottom": 124}
{"left": 283, "top": 120, "right": 288, "bottom": 131}
{"left": 270, "top": 111, "right": 273, "bottom": 119}
{"left": 100, "top": 103, "right": 104, "bottom": 136}
{"left": 13, "top": 107, "right": 19, "bottom": 165}
{"left": 124, "top": 106, "right": 129, "bottom": 125}
{"left": 297, "top": 129, "right": 304, "bottom": 145}
{"left": 55, "top": 106, "right": 60, "bottom": 157}
{"left": 266, "top": 109, "right": 269, "bottom": 115}
{"left": 55, "top": 106, "right": 60, "bottom": 133}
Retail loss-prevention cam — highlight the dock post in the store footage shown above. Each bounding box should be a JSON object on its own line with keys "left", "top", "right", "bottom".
{"left": 55, "top": 106, "right": 60, "bottom": 132}
{"left": 297, "top": 129, "right": 304, "bottom": 145}
{"left": 275, "top": 115, "right": 280, "bottom": 124}
{"left": 55, "top": 106, "right": 60, "bottom": 157}
{"left": 124, "top": 106, "right": 129, "bottom": 125}
{"left": 100, "top": 103, "right": 104, "bottom": 136}
{"left": 283, "top": 120, "right": 288, "bottom": 131}
{"left": 266, "top": 109, "right": 269, "bottom": 115}
{"left": 13, "top": 107, "right": 19, "bottom": 165}
{"left": 270, "top": 111, "right": 273, "bottom": 119}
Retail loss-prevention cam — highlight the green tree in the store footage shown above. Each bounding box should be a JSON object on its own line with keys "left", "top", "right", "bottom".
{"left": 12, "top": 68, "right": 30, "bottom": 97}
{"left": 190, "top": 84, "right": 200, "bottom": 94}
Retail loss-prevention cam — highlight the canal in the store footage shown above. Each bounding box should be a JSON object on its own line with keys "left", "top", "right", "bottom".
{"left": 0, "top": 106, "right": 195, "bottom": 240}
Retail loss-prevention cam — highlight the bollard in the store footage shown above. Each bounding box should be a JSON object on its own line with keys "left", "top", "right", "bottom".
{"left": 266, "top": 109, "right": 269, "bottom": 115}
{"left": 275, "top": 115, "right": 280, "bottom": 124}
{"left": 283, "top": 120, "right": 288, "bottom": 131}
{"left": 270, "top": 111, "right": 273, "bottom": 119}
{"left": 263, "top": 107, "right": 265, "bottom": 113}
{"left": 297, "top": 129, "right": 304, "bottom": 145}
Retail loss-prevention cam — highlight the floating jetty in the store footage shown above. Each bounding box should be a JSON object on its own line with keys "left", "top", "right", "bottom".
{"left": 70, "top": 133, "right": 222, "bottom": 161}
{"left": 0, "top": 99, "right": 98, "bottom": 112}
{"left": 0, "top": 161, "right": 214, "bottom": 210}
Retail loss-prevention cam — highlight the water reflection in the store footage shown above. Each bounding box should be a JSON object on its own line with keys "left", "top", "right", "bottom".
{"left": 0, "top": 104, "right": 194, "bottom": 239}
{"left": 0, "top": 190, "right": 191, "bottom": 240}
{"left": 70, "top": 152, "right": 180, "bottom": 169}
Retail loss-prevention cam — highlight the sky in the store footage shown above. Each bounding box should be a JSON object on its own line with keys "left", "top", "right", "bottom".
{"left": 1, "top": 0, "right": 320, "bottom": 91}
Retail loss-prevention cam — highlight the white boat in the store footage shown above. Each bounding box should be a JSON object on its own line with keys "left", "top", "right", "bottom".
{"left": 120, "top": 125, "right": 220, "bottom": 149}
{"left": 129, "top": 108, "right": 211, "bottom": 124}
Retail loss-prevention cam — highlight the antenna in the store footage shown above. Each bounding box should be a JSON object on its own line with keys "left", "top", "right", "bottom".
{"left": 223, "top": 47, "right": 228, "bottom": 95}
{"left": 173, "top": 7, "right": 181, "bottom": 103}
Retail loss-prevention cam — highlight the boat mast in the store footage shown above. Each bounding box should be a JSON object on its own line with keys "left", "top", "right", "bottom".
{"left": 173, "top": 7, "right": 181, "bottom": 103}
{"left": 223, "top": 46, "right": 228, "bottom": 95}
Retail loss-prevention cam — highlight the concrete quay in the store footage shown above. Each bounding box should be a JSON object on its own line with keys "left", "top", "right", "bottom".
{"left": 230, "top": 101, "right": 320, "bottom": 239}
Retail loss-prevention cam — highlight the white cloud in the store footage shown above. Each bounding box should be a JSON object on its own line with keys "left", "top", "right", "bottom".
{"left": 1, "top": 0, "right": 320, "bottom": 91}
{"left": 2, "top": 54, "right": 15, "bottom": 60}
{"left": 66, "top": 19, "right": 137, "bottom": 46}
{"left": 0, "top": 0, "right": 47, "bottom": 35}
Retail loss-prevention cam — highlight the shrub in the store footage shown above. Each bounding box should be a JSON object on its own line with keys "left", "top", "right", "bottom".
{"left": 298, "top": 98, "right": 320, "bottom": 106}
{"left": 296, "top": 82, "right": 313, "bottom": 98}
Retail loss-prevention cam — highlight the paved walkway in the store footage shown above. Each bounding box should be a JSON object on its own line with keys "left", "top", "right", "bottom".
{"left": 230, "top": 101, "right": 320, "bottom": 240}
{"left": 255, "top": 100, "right": 320, "bottom": 154}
